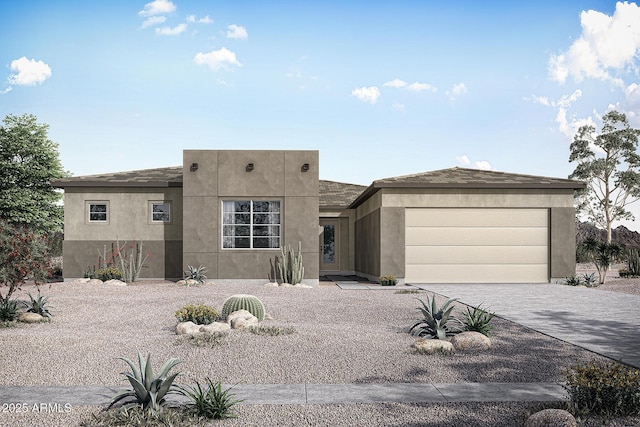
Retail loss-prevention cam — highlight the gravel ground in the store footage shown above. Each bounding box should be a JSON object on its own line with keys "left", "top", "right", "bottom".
{"left": 0, "top": 279, "right": 637, "bottom": 426}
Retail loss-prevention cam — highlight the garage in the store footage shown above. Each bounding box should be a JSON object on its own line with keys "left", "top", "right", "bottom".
{"left": 405, "top": 208, "right": 549, "bottom": 283}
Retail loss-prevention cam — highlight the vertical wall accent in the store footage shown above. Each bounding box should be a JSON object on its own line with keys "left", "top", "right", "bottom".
{"left": 379, "top": 207, "right": 405, "bottom": 278}
{"left": 550, "top": 207, "right": 577, "bottom": 278}
{"left": 354, "top": 209, "right": 381, "bottom": 277}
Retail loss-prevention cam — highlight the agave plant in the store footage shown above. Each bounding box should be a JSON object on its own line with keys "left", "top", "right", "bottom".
{"left": 463, "top": 304, "right": 495, "bottom": 336}
{"left": 184, "top": 265, "right": 207, "bottom": 283}
{"left": 22, "top": 292, "right": 53, "bottom": 318}
{"left": 109, "top": 352, "right": 182, "bottom": 414}
{"left": 410, "top": 295, "right": 463, "bottom": 340}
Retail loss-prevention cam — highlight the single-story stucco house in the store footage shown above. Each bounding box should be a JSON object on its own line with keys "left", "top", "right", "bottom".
{"left": 53, "top": 149, "right": 585, "bottom": 285}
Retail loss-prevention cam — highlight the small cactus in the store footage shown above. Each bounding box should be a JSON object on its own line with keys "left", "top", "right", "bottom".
{"left": 222, "top": 294, "right": 265, "bottom": 321}
{"left": 277, "top": 242, "right": 304, "bottom": 285}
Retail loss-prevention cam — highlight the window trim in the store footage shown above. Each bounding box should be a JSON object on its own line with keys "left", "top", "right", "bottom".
{"left": 149, "top": 200, "right": 172, "bottom": 224}
{"left": 221, "top": 199, "right": 282, "bottom": 250}
{"left": 86, "top": 201, "right": 109, "bottom": 224}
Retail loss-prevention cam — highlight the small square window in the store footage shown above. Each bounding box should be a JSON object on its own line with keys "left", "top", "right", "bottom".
{"left": 87, "top": 202, "right": 109, "bottom": 223}
{"left": 150, "top": 201, "right": 171, "bottom": 223}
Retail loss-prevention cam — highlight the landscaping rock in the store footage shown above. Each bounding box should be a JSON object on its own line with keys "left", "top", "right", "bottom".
{"left": 18, "top": 313, "right": 44, "bottom": 323}
{"left": 450, "top": 331, "right": 491, "bottom": 351}
{"left": 177, "top": 279, "right": 200, "bottom": 286}
{"left": 74, "top": 278, "right": 91, "bottom": 284}
{"left": 524, "top": 409, "right": 577, "bottom": 427}
{"left": 176, "top": 321, "right": 202, "bottom": 335}
{"left": 413, "top": 338, "right": 455, "bottom": 354}
{"left": 293, "top": 283, "right": 313, "bottom": 288}
{"left": 87, "top": 279, "right": 103, "bottom": 285}
{"left": 227, "top": 309, "right": 259, "bottom": 329}
{"left": 104, "top": 279, "right": 127, "bottom": 286}
{"left": 264, "top": 282, "right": 279, "bottom": 287}
{"left": 279, "top": 282, "right": 294, "bottom": 287}
{"left": 199, "top": 322, "right": 230, "bottom": 333}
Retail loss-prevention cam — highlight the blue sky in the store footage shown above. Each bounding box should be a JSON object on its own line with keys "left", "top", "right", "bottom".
{"left": 2, "top": 1, "right": 640, "bottom": 229}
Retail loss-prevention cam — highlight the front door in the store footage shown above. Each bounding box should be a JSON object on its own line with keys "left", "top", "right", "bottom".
{"left": 319, "top": 219, "right": 339, "bottom": 272}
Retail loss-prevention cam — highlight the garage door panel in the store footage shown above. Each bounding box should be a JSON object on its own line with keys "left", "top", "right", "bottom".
{"left": 405, "top": 227, "right": 548, "bottom": 246}
{"left": 405, "top": 208, "right": 548, "bottom": 283}
{"left": 406, "top": 264, "right": 548, "bottom": 283}
{"left": 406, "top": 208, "right": 548, "bottom": 228}
{"left": 406, "top": 245, "right": 547, "bottom": 264}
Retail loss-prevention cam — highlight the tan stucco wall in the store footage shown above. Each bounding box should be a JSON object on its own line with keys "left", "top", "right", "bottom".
{"left": 353, "top": 187, "right": 577, "bottom": 283}
{"left": 182, "top": 150, "right": 319, "bottom": 281}
{"left": 63, "top": 239, "right": 183, "bottom": 279}
{"left": 63, "top": 187, "right": 183, "bottom": 241}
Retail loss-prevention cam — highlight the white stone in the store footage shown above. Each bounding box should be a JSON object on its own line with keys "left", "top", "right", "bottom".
{"left": 176, "top": 321, "right": 202, "bottom": 335}
{"left": 104, "top": 279, "right": 127, "bottom": 286}
{"left": 279, "top": 283, "right": 293, "bottom": 287}
{"left": 74, "top": 278, "right": 91, "bottom": 284}
{"left": 413, "top": 338, "right": 455, "bottom": 354}
{"left": 19, "top": 312, "right": 44, "bottom": 323}
{"left": 199, "top": 322, "right": 230, "bottom": 333}
{"left": 87, "top": 279, "right": 103, "bottom": 285}
{"left": 231, "top": 317, "right": 249, "bottom": 330}
{"left": 264, "top": 282, "right": 279, "bottom": 287}
{"left": 293, "top": 283, "right": 313, "bottom": 289}
{"left": 227, "top": 309, "right": 256, "bottom": 322}
{"left": 525, "top": 409, "right": 577, "bottom": 427}
{"left": 450, "top": 331, "right": 491, "bottom": 351}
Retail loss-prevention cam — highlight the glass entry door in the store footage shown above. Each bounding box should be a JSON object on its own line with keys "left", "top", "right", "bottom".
{"left": 319, "top": 219, "right": 339, "bottom": 272}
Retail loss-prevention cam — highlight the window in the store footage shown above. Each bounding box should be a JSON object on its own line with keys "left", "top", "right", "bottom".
{"left": 150, "top": 201, "right": 171, "bottom": 223}
{"left": 87, "top": 202, "right": 108, "bottom": 223}
{"left": 222, "top": 201, "right": 280, "bottom": 249}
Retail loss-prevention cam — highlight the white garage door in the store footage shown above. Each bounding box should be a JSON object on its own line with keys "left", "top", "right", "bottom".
{"left": 405, "top": 208, "right": 548, "bottom": 283}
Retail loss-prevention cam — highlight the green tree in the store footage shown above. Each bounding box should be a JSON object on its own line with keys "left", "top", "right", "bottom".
{"left": 0, "top": 113, "right": 68, "bottom": 235}
{"left": 569, "top": 110, "right": 640, "bottom": 243}
{"left": 0, "top": 220, "right": 51, "bottom": 304}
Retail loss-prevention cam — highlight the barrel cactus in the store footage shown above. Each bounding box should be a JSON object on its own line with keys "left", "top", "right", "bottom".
{"left": 222, "top": 294, "right": 265, "bottom": 321}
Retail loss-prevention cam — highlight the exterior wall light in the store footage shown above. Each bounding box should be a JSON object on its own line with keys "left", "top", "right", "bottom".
{"left": 246, "top": 163, "right": 254, "bottom": 172}
{"left": 190, "top": 163, "right": 199, "bottom": 172}
{"left": 301, "top": 163, "right": 310, "bottom": 172}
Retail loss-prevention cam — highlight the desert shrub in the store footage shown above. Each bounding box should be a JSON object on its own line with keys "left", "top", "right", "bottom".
{"left": 463, "top": 304, "right": 495, "bottom": 336}
{"left": 178, "top": 378, "right": 243, "bottom": 420}
{"left": 175, "top": 304, "right": 220, "bottom": 325}
{"left": 564, "top": 275, "right": 583, "bottom": 286}
{"left": 277, "top": 242, "right": 304, "bottom": 285}
{"left": 95, "top": 266, "right": 123, "bottom": 281}
{"left": 108, "top": 352, "right": 182, "bottom": 415}
{"left": 184, "top": 265, "right": 207, "bottom": 283}
{"left": 80, "top": 406, "right": 205, "bottom": 427}
{"left": 221, "top": 294, "right": 265, "bottom": 321}
{"left": 175, "top": 332, "right": 227, "bottom": 348}
{"left": 22, "top": 292, "right": 53, "bottom": 318}
{"left": 626, "top": 248, "right": 640, "bottom": 277}
{"left": 380, "top": 275, "right": 398, "bottom": 286}
{"left": 247, "top": 325, "right": 296, "bottom": 336}
{"left": 565, "top": 360, "right": 640, "bottom": 416}
{"left": 0, "top": 298, "right": 21, "bottom": 321}
{"left": 395, "top": 289, "right": 421, "bottom": 294}
{"left": 410, "top": 295, "right": 463, "bottom": 340}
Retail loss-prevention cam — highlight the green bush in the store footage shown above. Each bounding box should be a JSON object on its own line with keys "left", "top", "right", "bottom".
{"left": 564, "top": 274, "right": 582, "bottom": 286}
{"left": 463, "top": 304, "right": 495, "bottom": 336}
{"left": 175, "top": 332, "right": 227, "bottom": 348}
{"left": 565, "top": 360, "right": 640, "bottom": 416}
{"left": 247, "top": 325, "right": 296, "bottom": 336}
{"left": 178, "top": 378, "right": 243, "bottom": 420}
{"left": 95, "top": 266, "right": 123, "bottom": 281}
{"left": 175, "top": 304, "right": 220, "bottom": 325}
{"left": 380, "top": 275, "right": 398, "bottom": 286}
{"left": 0, "top": 298, "right": 21, "bottom": 321}
{"left": 184, "top": 265, "right": 207, "bottom": 283}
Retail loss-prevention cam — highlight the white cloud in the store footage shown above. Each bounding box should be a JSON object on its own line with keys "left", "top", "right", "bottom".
{"left": 141, "top": 16, "right": 166, "bottom": 28}
{"left": 7, "top": 57, "right": 52, "bottom": 86}
{"left": 155, "top": 23, "right": 187, "bottom": 36}
{"left": 139, "top": 0, "right": 176, "bottom": 17}
{"left": 407, "top": 82, "right": 436, "bottom": 92}
{"left": 383, "top": 78, "right": 407, "bottom": 88}
{"left": 456, "top": 155, "right": 492, "bottom": 170}
{"left": 549, "top": 2, "right": 640, "bottom": 85}
{"left": 530, "top": 89, "right": 595, "bottom": 139}
{"left": 451, "top": 82, "right": 467, "bottom": 96}
{"left": 351, "top": 86, "right": 381, "bottom": 104}
{"left": 226, "top": 24, "right": 248, "bottom": 39}
{"left": 187, "top": 14, "right": 212, "bottom": 24}
{"left": 194, "top": 47, "right": 242, "bottom": 71}
{"left": 0, "top": 87, "right": 12, "bottom": 95}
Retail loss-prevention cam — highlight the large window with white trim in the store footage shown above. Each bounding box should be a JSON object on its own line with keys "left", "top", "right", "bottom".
{"left": 222, "top": 201, "right": 281, "bottom": 249}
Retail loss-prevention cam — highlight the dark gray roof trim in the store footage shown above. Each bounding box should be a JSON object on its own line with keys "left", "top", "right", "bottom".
{"left": 52, "top": 166, "right": 183, "bottom": 188}
{"left": 349, "top": 167, "right": 586, "bottom": 208}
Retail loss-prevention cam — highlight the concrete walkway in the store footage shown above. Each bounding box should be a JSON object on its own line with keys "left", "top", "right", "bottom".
{"left": 415, "top": 283, "right": 640, "bottom": 368}
{"left": 0, "top": 382, "right": 567, "bottom": 406}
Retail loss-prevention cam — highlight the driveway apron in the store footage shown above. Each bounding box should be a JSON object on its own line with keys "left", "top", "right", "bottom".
{"left": 414, "top": 283, "right": 640, "bottom": 368}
